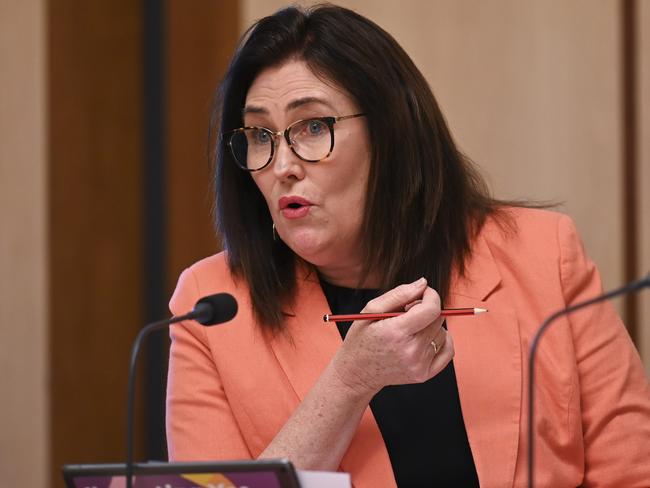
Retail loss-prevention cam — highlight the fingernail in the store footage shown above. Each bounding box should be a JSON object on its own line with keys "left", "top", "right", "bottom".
{"left": 414, "top": 277, "right": 426, "bottom": 285}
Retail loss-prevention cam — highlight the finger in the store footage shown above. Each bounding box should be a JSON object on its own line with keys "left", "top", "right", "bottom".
{"left": 431, "top": 318, "right": 447, "bottom": 345}
{"left": 429, "top": 327, "right": 447, "bottom": 355}
{"left": 403, "top": 299, "right": 422, "bottom": 312}
{"left": 427, "top": 332, "right": 454, "bottom": 378}
{"left": 363, "top": 278, "right": 427, "bottom": 315}
{"left": 414, "top": 315, "right": 445, "bottom": 344}
{"left": 393, "top": 286, "right": 442, "bottom": 335}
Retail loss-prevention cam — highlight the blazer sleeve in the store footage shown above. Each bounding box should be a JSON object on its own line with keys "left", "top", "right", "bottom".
{"left": 166, "top": 267, "right": 252, "bottom": 461}
{"left": 557, "top": 215, "right": 650, "bottom": 487}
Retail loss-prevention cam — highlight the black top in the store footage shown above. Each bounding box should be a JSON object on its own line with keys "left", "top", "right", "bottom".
{"left": 320, "top": 280, "right": 480, "bottom": 488}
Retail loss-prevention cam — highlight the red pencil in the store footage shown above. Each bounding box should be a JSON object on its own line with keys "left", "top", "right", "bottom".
{"left": 323, "top": 308, "right": 488, "bottom": 322}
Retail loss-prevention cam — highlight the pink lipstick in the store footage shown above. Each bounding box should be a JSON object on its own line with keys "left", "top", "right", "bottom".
{"left": 279, "top": 196, "right": 313, "bottom": 219}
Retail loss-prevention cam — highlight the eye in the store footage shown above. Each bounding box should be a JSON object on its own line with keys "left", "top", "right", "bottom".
{"left": 306, "top": 119, "right": 327, "bottom": 136}
{"left": 250, "top": 129, "right": 271, "bottom": 145}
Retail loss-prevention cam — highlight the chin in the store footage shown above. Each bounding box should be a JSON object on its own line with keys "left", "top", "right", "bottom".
{"left": 284, "top": 230, "right": 329, "bottom": 265}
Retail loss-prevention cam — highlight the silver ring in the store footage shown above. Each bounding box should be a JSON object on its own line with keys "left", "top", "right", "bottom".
{"left": 430, "top": 339, "right": 439, "bottom": 355}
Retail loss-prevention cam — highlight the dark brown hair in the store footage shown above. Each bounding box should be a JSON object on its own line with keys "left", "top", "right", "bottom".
{"left": 213, "top": 4, "right": 504, "bottom": 331}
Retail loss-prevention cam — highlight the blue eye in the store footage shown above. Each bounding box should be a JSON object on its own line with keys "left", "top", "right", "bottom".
{"left": 252, "top": 129, "right": 271, "bottom": 144}
{"left": 307, "top": 120, "right": 326, "bottom": 136}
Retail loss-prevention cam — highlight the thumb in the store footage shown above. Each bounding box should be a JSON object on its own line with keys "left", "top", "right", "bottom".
{"left": 363, "top": 278, "right": 427, "bottom": 314}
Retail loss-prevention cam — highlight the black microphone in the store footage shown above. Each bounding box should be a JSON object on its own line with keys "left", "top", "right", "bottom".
{"left": 125, "top": 293, "right": 238, "bottom": 488}
{"left": 527, "top": 273, "right": 650, "bottom": 488}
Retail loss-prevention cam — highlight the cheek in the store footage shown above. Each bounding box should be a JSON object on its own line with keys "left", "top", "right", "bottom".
{"left": 327, "top": 172, "right": 368, "bottom": 231}
{"left": 340, "top": 156, "right": 370, "bottom": 207}
{"left": 348, "top": 191, "right": 367, "bottom": 232}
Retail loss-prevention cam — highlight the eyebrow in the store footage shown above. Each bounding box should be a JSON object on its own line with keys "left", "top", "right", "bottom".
{"left": 242, "top": 96, "right": 336, "bottom": 117}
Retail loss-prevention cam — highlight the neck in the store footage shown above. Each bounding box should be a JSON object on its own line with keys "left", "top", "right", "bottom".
{"left": 315, "top": 261, "right": 381, "bottom": 289}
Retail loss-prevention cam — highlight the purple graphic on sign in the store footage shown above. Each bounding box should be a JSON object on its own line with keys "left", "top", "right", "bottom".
{"left": 73, "top": 471, "right": 282, "bottom": 488}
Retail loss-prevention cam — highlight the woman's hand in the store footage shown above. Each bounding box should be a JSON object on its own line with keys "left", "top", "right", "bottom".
{"left": 259, "top": 278, "right": 453, "bottom": 469}
{"left": 330, "top": 278, "right": 454, "bottom": 398}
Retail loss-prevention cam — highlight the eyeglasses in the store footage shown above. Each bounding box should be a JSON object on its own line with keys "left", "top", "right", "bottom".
{"left": 223, "top": 113, "right": 365, "bottom": 171}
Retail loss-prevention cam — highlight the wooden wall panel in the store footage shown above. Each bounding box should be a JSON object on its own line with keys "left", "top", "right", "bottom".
{"left": 48, "top": 1, "right": 144, "bottom": 485}
{"left": 0, "top": 1, "right": 48, "bottom": 485}
{"left": 166, "top": 0, "right": 239, "bottom": 293}
{"left": 139, "top": 0, "right": 240, "bottom": 460}
{"left": 2, "top": 1, "right": 244, "bottom": 485}
{"left": 402, "top": 0, "right": 624, "bottom": 296}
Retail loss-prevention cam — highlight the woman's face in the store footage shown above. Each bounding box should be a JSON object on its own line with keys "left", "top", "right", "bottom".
{"left": 245, "top": 60, "right": 371, "bottom": 285}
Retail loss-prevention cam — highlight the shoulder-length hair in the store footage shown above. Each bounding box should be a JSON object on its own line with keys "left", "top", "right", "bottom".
{"left": 213, "top": 4, "right": 502, "bottom": 331}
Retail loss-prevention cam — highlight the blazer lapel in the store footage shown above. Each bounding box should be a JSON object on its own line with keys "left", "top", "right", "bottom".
{"left": 269, "top": 267, "right": 396, "bottom": 487}
{"left": 268, "top": 268, "right": 341, "bottom": 401}
{"left": 447, "top": 234, "right": 522, "bottom": 488}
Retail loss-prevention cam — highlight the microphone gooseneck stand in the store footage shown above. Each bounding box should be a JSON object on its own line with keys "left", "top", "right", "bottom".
{"left": 125, "top": 309, "right": 207, "bottom": 488}
{"left": 527, "top": 273, "right": 650, "bottom": 488}
{"left": 125, "top": 294, "right": 237, "bottom": 488}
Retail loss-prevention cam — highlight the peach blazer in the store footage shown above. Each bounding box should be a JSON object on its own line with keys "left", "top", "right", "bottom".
{"left": 166, "top": 208, "right": 650, "bottom": 487}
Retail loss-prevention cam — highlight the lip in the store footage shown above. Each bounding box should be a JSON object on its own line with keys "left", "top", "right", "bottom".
{"left": 278, "top": 196, "right": 314, "bottom": 219}
{"left": 279, "top": 196, "right": 313, "bottom": 209}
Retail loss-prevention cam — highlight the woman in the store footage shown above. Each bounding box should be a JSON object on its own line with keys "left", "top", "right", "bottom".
{"left": 166, "top": 5, "right": 650, "bottom": 487}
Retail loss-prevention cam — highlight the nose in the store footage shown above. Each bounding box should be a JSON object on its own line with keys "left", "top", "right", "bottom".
{"left": 271, "top": 133, "right": 305, "bottom": 181}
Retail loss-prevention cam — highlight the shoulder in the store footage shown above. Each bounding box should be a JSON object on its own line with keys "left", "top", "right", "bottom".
{"left": 473, "top": 206, "right": 598, "bottom": 309}
{"left": 479, "top": 206, "right": 584, "bottom": 265}
{"left": 482, "top": 206, "right": 577, "bottom": 241}
{"left": 169, "top": 252, "right": 248, "bottom": 316}
{"left": 187, "top": 252, "right": 231, "bottom": 283}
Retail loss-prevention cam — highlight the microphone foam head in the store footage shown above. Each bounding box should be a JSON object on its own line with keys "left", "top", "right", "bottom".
{"left": 194, "top": 293, "right": 238, "bottom": 325}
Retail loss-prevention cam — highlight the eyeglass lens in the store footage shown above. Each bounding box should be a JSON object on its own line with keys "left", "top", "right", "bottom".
{"left": 229, "top": 118, "right": 332, "bottom": 170}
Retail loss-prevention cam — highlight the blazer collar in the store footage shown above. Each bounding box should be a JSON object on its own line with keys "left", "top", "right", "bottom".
{"left": 450, "top": 230, "right": 501, "bottom": 302}
{"left": 447, "top": 233, "right": 522, "bottom": 488}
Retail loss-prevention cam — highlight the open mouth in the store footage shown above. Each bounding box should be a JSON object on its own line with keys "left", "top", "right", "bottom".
{"left": 279, "top": 196, "right": 313, "bottom": 210}
{"left": 279, "top": 196, "right": 313, "bottom": 218}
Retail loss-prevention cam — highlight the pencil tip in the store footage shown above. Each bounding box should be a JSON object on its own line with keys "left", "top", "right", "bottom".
{"left": 323, "top": 314, "right": 329, "bottom": 322}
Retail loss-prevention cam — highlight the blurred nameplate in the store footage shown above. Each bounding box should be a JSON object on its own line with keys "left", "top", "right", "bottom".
{"left": 62, "top": 459, "right": 302, "bottom": 488}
